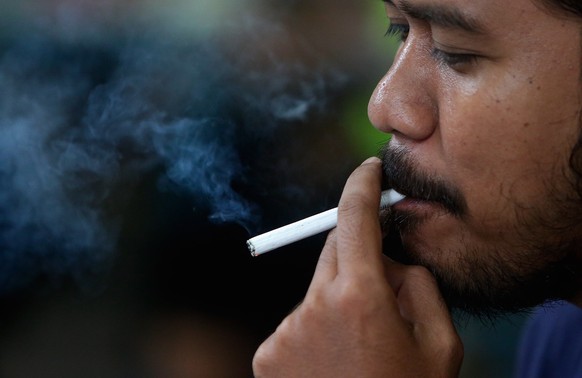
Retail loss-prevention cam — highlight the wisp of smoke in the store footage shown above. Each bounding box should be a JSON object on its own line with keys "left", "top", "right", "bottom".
{"left": 0, "top": 10, "right": 345, "bottom": 295}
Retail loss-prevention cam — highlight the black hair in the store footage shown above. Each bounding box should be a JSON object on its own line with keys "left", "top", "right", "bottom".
{"left": 543, "top": 0, "right": 582, "bottom": 198}
{"left": 539, "top": 0, "right": 582, "bottom": 17}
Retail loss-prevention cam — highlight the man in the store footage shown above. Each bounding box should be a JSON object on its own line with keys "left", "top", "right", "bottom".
{"left": 253, "top": 0, "right": 582, "bottom": 376}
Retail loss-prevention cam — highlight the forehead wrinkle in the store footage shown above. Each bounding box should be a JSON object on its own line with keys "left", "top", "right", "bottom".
{"left": 393, "top": 0, "right": 487, "bottom": 35}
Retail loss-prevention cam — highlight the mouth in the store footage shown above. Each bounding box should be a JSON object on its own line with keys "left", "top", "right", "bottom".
{"left": 382, "top": 182, "right": 439, "bottom": 210}
{"left": 381, "top": 194, "right": 440, "bottom": 226}
{"left": 379, "top": 182, "right": 460, "bottom": 243}
{"left": 383, "top": 179, "right": 438, "bottom": 205}
{"left": 379, "top": 145, "right": 467, "bottom": 217}
{"left": 381, "top": 176, "right": 466, "bottom": 218}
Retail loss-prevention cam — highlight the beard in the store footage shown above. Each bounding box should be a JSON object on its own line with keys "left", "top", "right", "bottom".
{"left": 379, "top": 144, "right": 582, "bottom": 319}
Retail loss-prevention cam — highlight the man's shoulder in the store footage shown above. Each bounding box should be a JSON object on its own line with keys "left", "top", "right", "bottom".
{"left": 514, "top": 301, "right": 582, "bottom": 378}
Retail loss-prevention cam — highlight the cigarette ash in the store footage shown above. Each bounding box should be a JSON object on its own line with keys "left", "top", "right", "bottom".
{"left": 0, "top": 13, "right": 347, "bottom": 295}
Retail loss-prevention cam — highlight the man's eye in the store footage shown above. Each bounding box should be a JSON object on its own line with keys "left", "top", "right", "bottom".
{"left": 431, "top": 48, "right": 478, "bottom": 70}
{"left": 385, "top": 23, "right": 409, "bottom": 42}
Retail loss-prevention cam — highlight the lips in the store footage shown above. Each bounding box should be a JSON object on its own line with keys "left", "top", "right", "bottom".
{"left": 381, "top": 176, "right": 467, "bottom": 217}
{"left": 379, "top": 144, "right": 467, "bottom": 217}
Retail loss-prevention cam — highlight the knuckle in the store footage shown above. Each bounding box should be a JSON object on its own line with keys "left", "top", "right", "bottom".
{"left": 252, "top": 318, "right": 296, "bottom": 375}
{"left": 337, "top": 194, "right": 374, "bottom": 220}
{"left": 407, "top": 265, "right": 438, "bottom": 286}
{"left": 325, "top": 228, "right": 337, "bottom": 244}
{"left": 424, "top": 323, "right": 464, "bottom": 369}
{"left": 337, "top": 195, "right": 360, "bottom": 216}
{"left": 421, "top": 331, "right": 463, "bottom": 375}
{"left": 252, "top": 342, "right": 272, "bottom": 375}
{"left": 319, "top": 250, "right": 334, "bottom": 265}
{"left": 441, "top": 333, "right": 464, "bottom": 362}
{"left": 437, "top": 334, "right": 464, "bottom": 374}
{"left": 334, "top": 279, "right": 379, "bottom": 313}
{"left": 320, "top": 232, "right": 337, "bottom": 263}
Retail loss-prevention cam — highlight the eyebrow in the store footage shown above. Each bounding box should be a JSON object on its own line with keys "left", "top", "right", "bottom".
{"left": 383, "top": 0, "right": 486, "bottom": 35}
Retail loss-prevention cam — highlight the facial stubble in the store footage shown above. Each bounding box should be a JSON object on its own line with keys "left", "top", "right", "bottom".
{"left": 380, "top": 144, "right": 582, "bottom": 319}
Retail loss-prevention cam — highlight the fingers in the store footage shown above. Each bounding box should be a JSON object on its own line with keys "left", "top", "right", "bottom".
{"left": 307, "top": 229, "right": 338, "bottom": 291}
{"left": 382, "top": 256, "right": 458, "bottom": 339}
{"left": 253, "top": 156, "right": 464, "bottom": 378}
{"left": 335, "top": 157, "right": 384, "bottom": 276}
{"left": 308, "top": 157, "right": 384, "bottom": 289}
{"left": 381, "top": 256, "right": 462, "bottom": 371}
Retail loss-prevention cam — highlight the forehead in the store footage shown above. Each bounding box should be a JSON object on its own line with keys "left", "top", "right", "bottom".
{"left": 388, "top": 0, "right": 579, "bottom": 41}
{"left": 388, "top": 0, "right": 545, "bottom": 25}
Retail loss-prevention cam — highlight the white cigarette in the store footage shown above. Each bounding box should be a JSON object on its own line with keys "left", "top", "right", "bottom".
{"left": 247, "top": 189, "right": 405, "bottom": 256}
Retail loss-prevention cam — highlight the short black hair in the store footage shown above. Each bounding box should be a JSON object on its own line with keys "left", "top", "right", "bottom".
{"left": 543, "top": 0, "right": 582, "bottom": 199}
{"left": 538, "top": 0, "right": 582, "bottom": 17}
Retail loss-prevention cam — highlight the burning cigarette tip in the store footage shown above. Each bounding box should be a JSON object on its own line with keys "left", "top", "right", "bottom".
{"left": 247, "top": 241, "right": 257, "bottom": 257}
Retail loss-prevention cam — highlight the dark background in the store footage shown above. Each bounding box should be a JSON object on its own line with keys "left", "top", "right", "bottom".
{"left": 0, "top": 1, "right": 526, "bottom": 377}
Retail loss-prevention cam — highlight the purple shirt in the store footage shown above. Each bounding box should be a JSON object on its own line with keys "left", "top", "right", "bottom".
{"left": 514, "top": 301, "right": 582, "bottom": 378}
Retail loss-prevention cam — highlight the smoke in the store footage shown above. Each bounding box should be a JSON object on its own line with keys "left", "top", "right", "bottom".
{"left": 0, "top": 5, "right": 346, "bottom": 295}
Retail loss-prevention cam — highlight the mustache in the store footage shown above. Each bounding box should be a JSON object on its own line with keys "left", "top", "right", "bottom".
{"left": 380, "top": 144, "right": 467, "bottom": 217}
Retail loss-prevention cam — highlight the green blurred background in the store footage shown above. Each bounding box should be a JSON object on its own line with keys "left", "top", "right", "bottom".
{"left": 0, "top": 1, "right": 526, "bottom": 377}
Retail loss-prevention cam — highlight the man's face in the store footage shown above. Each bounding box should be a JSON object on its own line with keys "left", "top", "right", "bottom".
{"left": 370, "top": 0, "right": 582, "bottom": 315}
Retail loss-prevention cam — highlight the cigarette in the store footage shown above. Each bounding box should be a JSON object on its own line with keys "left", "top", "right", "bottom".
{"left": 247, "top": 189, "right": 405, "bottom": 256}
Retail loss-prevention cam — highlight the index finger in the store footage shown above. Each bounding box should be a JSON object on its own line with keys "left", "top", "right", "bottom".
{"left": 335, "top": 157, "right": 384, "bottom": 276}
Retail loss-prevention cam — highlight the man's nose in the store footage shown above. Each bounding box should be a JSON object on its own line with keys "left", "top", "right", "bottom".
{"left": 368, "top": 39, "right": 437, "bottom": 141}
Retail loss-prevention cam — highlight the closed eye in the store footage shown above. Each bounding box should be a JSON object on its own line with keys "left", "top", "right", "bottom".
{"left": 385, "top": 23, "right": 410, "bottom": 42}
{"left": 431, "top": 47, "right": 479, "bottom": 70}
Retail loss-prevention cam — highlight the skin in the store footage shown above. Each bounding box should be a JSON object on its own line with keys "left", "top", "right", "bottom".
{"left": 375, "top": 0, "right": 582, "bottom": 314}
{"left": 253, "top": 0, "right": 582, "bottom": 376}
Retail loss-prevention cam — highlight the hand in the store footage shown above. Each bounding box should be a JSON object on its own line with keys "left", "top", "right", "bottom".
{"left": 252, "top": 157, "right": 463, "bottom": 378}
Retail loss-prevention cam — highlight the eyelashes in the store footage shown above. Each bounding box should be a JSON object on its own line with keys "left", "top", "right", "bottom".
{"left": 431, "top": 48, "right": 478, "bottom": 67}
{"left": 385, "top": 23, "right": 410, "bottom": 41}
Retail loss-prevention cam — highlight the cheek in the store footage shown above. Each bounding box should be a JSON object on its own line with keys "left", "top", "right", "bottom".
{"left": 436, "top": 78, "right": 580, "bottom": 233}
{"left": 440, "top": 70, "right": 579, "bottom": 189}
{"left": 437, "top": 91, "right": 519, "bottom": 203}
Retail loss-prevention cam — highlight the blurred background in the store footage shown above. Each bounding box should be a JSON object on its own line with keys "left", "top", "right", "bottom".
{"left": 0, "top": 1, "right": 526, "bottom": 377}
